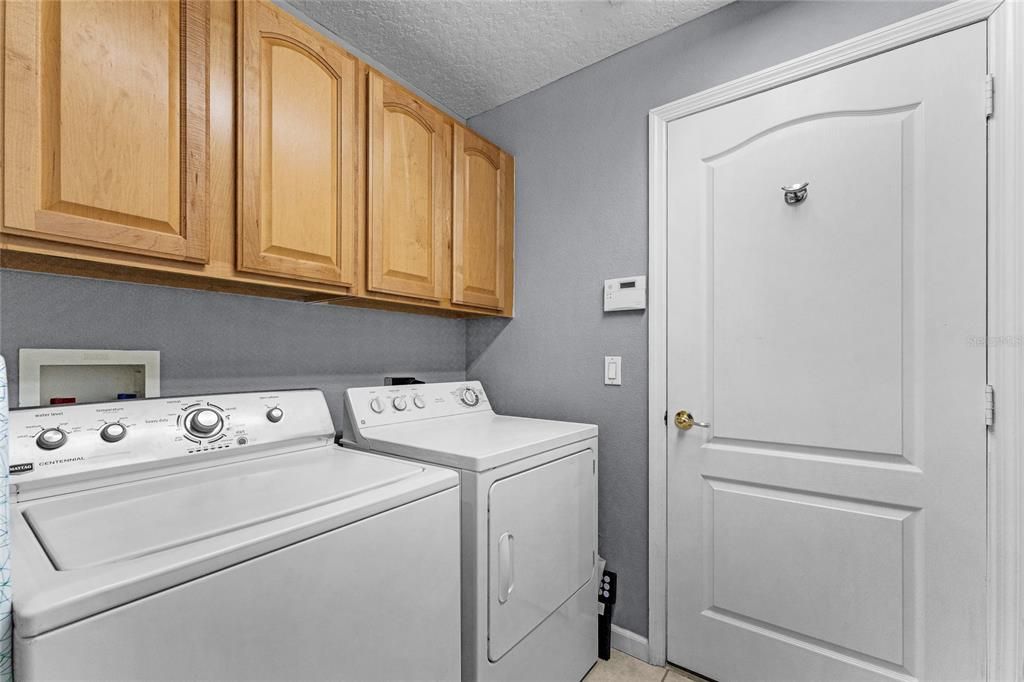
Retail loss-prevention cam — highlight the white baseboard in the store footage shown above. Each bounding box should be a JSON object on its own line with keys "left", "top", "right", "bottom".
{"left": 611, "top": 624, "right": 651, "bottom": 664}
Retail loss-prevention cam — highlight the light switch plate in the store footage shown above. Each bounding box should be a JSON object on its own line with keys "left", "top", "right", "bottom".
{"left": 605, "top": 356, "right": 622, "bottom": 386}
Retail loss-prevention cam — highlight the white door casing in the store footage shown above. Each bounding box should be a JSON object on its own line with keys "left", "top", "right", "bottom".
{"left": 664, "top": 23, "right": 986, "bottom": 682}
{"left": 984, "top": 2, "right": 1024, "bottom": 679}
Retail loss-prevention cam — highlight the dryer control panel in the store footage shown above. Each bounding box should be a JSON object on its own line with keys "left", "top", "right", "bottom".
{"left": 344, "top": 381, "right": 492, "bottom": 430}
{"left": 8, "top": 390, "right": 334, "bottom": 487}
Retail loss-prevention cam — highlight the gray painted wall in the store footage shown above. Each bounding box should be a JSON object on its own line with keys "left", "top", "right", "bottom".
{"left": 0, "top": 270, "right": 466, "bottom": 426}
{"left": 466, "top": 0, "right": 945, "bottom": 637}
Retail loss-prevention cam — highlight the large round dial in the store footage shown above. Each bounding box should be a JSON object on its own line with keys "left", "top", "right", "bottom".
{"left": 36, "top": 428, "right": 67, "bottom": 450}
{"left": 369, "top": 397, "right": 385, "bottom": 414}
{"left": 392, "top": 397, "right": 407, "bottom": 411}
{"left": 266, "top": 407, "right": 284, "bottom": 423}
{"left": 186, "top": 408, "right": 223, "bottom": 438}
{"left": 100, "top": 422, "right": 127, "bottom": 443}
{"left": 413, "top": 395, "right": 426, "bottom": 409}
{"left": 461, "top": 387, "right": 480, "bottom": 407}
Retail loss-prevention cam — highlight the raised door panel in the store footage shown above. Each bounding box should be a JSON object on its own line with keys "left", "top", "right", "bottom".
{"left": 368, "top": 73, "right": 451, "bottom": 301}
{"left": 3, "top": 0, "right": 209, "bottom": 262}
{"left": 237, "top": 1, "right": 358, "bottom": 287}
{"left": 452, "top": 126, "right": 513, "bottom": 311}
{"left": 712, "top": 114, "right": 903, "bottom": 455}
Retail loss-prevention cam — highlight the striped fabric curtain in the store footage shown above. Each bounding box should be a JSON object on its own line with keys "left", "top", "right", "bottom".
{"left": 0, "top": 356, "right": 10, "bottom": 680}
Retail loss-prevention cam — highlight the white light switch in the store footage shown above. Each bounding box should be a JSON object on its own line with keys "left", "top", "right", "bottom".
{"left": 605, "top": 356, "right": 622, "bottom": 386}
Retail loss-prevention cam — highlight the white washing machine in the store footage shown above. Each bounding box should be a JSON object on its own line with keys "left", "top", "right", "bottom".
{"left": 10, "top": 389, "right": 461, "bottom": 681}
{"left": 342, "top": 381, "right": 599, "bottom": 682}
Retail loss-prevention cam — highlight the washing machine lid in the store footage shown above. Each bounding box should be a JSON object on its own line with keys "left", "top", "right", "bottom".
{"left": 14, "top": 445, "right": 457, "bottom": 637}
{"left": 356, "top": 413, "right": 597, "bottom": 472}
{"left": 26, "top": 446, "right": 439, "bottom": 570}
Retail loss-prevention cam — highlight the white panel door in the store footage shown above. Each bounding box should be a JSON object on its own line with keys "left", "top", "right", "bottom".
{"left": 488, "top": 450, "right": 596, "bottom": 661}
{"left": 666, "top": 24, "right": 987, "bottom": 682}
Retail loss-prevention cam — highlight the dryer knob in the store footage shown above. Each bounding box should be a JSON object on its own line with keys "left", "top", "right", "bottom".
{"left": 266, "top": 407, "right": 284, "bottom": 423}
{"left": 369, "top": 397, "right": 385, "bottom": 414}
{"left": 461, "top": 387, "right": 480, "bottom": 407}
{"left": 413, "top": 396, "right": 426, "bottom": 409}
{"left": 392, "top": 397, "right": 408, "bottom": 411}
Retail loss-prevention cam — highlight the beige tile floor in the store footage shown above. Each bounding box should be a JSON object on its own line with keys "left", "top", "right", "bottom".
{"left": 584, "top": 650, "right": 711, "bottom": 682}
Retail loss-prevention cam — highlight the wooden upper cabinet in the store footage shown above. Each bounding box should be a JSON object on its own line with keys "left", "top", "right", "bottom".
{"left": 0, "top": 1, "right": 515, "bottom": 316}
{"left": 237, "top": 1, "right": 359, "bottom": 288}
{"left": 367, "top": 72, "right": 452, "bottom": 301}
{"left": 452, "top": 126, "right": 514, "bottom": 312}
{"left": 2, "top": 0, "right": 210, "bottom": 262}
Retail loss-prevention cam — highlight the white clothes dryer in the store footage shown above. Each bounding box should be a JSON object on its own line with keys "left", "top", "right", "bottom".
{"left": 343, "top": 381, "right": 599, "bottom": 682}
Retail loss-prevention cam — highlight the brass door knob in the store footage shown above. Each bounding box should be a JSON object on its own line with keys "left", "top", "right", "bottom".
{"left": 674, "top": 410, "right": 710, "bottom": 430}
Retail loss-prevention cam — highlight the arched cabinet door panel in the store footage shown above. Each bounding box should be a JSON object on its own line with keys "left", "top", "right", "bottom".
{"left": 3, "top": 0, "right": 209, "bottom": 262}
{"left": 367, "top": 72, "right": 451, "bottom": 302}
{"left": 237, "top": 0, "right": 359, "bottom": 287}
{"left": 452, "top": 126, "right": 514, "bottom": 312}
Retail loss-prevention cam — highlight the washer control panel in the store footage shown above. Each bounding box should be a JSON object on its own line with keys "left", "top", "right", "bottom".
{"left": 8, "top": 390, "right": 334, "bottom": 485}
{"left": 344, "top": 381, "right": 491, "bottom": 430}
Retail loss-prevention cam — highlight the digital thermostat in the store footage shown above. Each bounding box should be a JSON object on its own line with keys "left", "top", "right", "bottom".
{"left": 603, "top": 276, "right": 647, "bottom": 312}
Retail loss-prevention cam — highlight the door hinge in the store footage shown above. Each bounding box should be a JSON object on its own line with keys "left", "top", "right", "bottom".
{"left": 985, "top": 74, "right": 994, "bottom": 119}
{"left": 985, "top": 384, "right": 995, "bottom": 427}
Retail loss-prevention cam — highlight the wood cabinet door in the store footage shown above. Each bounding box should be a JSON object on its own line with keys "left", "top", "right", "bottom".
{"left": 452, "top": 126, "right": 513, "bottom": 311}
{"left": 367, "top": 73, "right": 451, "bottom": 301}
{"left": 237, "top": 1, "right": 358, "bottom": 287}
{"left": 3, "top": 0, "right": 209, "bottom": 262}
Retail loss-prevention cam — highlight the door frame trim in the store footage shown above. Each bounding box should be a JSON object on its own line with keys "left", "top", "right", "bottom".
{"left": 646, "top": 2, "right": 1022, "bottom": 678}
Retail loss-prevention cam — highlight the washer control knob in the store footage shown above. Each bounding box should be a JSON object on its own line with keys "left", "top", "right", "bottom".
{"left": 461, "top": 387, "right": 480, "bottom": 407}
{"left": 187, "top": 409, "right": 223, "bottom": 437}
{"left": 100, "top": 423, "right": 127, "bottom": 443}
{"left": 392, "top": 397, "right": 408, "bottom": 411}
{"left": 413, "top": 395, "right": 426, "bottom": 409}
{"left": 369, "top": 397, "right": 385, "bottom": 414}
{"left": 37, "top": 428, "right": 67, "bottom": 450}
{"left": 266, "top": 407, "right": 284, "bottom": 423}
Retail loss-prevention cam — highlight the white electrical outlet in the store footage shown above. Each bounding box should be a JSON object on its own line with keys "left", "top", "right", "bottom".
{"left": 605, "top": 356, "right": 622, "bottom": 386}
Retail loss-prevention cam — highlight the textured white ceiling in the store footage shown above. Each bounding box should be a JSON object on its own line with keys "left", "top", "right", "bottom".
{"left": 289, "top": 0, "right": 730, "bottom": 118}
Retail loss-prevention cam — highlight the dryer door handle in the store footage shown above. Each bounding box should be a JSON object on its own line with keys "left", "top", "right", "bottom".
{"left": 498, "top": 532, "right": 515, "bottom": 604}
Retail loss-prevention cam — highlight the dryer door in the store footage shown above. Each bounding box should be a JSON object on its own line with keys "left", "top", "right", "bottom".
{"left": 488, "top": 448, "right": 597, "bottom": 661}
